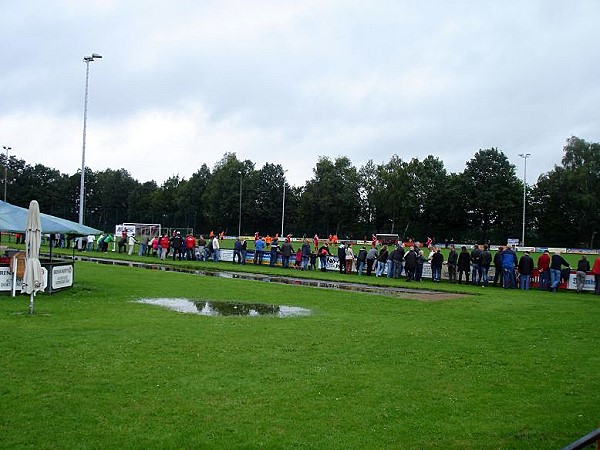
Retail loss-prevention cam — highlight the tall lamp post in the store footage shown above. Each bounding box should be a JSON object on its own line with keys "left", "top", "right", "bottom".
{"left": 238, "top": 171, "right": 243, "bottom": 237}
{"left": 281, "top": 170, "right": 288, "bottom": 237}
{"left": 3, "top": 145, "right": 10, "bottom": 203}
{"left": 79, "top": 53, "right": 102, "bottom": 225}
{"left": 518, "top": 153, "right": 531, "bottom": 247}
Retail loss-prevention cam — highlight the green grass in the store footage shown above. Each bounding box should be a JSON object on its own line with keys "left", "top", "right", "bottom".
{"left": 1, "top": 260, "right": 598, "bottom": 449}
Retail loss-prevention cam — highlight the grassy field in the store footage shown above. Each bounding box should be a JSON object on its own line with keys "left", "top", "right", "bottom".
{"left": 1, "top": 257, "right": 598, "bottom": 449}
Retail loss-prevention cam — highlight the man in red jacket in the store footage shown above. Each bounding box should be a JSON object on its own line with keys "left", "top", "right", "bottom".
{"left": 185, "top": 234, "right": 196, "bottom": 261}
{"left": 592, "top": 256, "right": 600, "bottom": 295}
{"left": 537, "top": 250, "right": 550, "bottom": 290}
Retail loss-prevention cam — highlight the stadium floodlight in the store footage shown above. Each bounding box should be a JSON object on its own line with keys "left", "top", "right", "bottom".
{"left": 518, "top": 153, "right": 531, "bottom": 247}
{"left": 79, "top": 53, "right": 102, "bottom": 224}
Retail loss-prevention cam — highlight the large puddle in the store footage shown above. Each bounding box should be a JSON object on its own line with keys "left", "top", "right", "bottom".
{"left": 136, "top": 298, "right": 311, "bottom": 317}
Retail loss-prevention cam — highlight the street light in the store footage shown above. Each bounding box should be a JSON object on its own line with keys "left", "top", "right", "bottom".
{"left": 238, "top": 171, "right": 243, "bottom": 237}
{"left": 79, "top": 53, "right": 102, "bottom": 224}
{"left": 3, "top": 146, "right": 10, "bottom": 203}
{"left": 518, "top": 153, "right": 531, "bottom": 247}
{"left": 281, "top": 170, "right": 287, "bottom": 237}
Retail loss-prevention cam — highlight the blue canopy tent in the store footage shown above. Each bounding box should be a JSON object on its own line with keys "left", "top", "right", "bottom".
{"left": 1, "top": 200, "right": 102, "bottom": 296}
{"left": 0, "top": 200, "right": 101, "bottom": 236}
{"left": 0, "top": 200, "right": 102, "bottom": 261}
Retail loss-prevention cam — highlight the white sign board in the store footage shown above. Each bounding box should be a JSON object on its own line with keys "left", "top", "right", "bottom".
{"left": 52, "top": 264, "right": 74, "bottom": 290}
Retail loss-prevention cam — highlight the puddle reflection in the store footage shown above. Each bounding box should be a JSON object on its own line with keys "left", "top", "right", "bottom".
{"left": 136, "top": 298, "right": 311, "bottom": 317}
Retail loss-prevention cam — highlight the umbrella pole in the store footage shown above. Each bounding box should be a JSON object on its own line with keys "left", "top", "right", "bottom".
{"left": 29, "top": 293, "right": 34, "bottom": 315}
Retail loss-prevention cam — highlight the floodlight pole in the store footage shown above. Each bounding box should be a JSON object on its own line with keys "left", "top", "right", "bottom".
{"left": 79, "top": 53, "right": 102, "bottom": 225}
{"left": 238, "top": 171, "right": 243, "bottom": 237}
{"left": 3, "top": 146, "right": 10, "bottom": 203}
{"left": 518, "top": 153, "right": 531, "bottom": 247}
{"left": 281, "top": 170, "right": 288, "bottom": 237}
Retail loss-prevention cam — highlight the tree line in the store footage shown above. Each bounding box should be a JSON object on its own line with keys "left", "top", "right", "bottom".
{"left": 2, "top": 136, "right": 598, "bottom": 247}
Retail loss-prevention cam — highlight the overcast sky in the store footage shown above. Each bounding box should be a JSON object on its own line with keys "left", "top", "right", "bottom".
{"left": 2, "top": 1, "right": 599, "bottom": 188}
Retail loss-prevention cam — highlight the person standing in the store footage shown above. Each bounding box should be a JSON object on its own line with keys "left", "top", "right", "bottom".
{"left": 550, "top": 251, "right": 570, "bottom": 293}
{"left": 127, "top": 234, "right": 137, "bottom": 256}
{"left": 197, "top": 235, "right": 207, "bottom": 261}
{"left": 430, "top": 246, "right": 444, "bottom": 283}
{"left": 185, "top": 234, "right": 196, "bottom": 260}
{"left": 270, "top": 236, "right": 280, "bottom": 267}
{"left": 337, "top": 243, "right": 346, "bottom": 274}
{"left": 281, "top": 239, "right": 294, "bottom": 268}
{"left": 537, "top": 250, "right": 551, "bottom": 290}
{"left": 366, "top": 246, "right": 378, "bottom": 276}
{"left": 404, "top": 246, "right": 417, "bottom": 281}
{"left": 356, "top": 246, "right": 367, "bottom": 275}
{"left": 171, "top": 231, "right": 184, "bottom": 261}
{"left": 86, "top": 234, "right": 96, "bottom": 252}
{"left": 502, "top": 244, "right": 518, "bottom": 289}
{"left": 375, "top": 245, "right": 388, "bottom": 277}
{"left": 457, "top": 246, "right": 471, "bottom": 284}
{"left": 345, "top": 243, "right": 355, "bottom": 274}
{"left": 480, "top": 244, "right": 492, "bottom": 287}
{"left": 233, "top": 238, "right": 242, "bottom": 264}
{"left": 386, "top": 247, "right": 395, "bottom": 279}
{"left": 576, "top": 255, "right": 590, "bottom": 293}
{"left": 254, "top": 236, "right": 265, "bottom": 264}
{"left": 392, "top": 244, "right": 404, "bottom": 278}
{"left": 470, "top": 244, "right": 481, "bottom": 285}
{"left": 212, "top": 235, "right": 220, "bottom": 262}
{"left": 592, "top": 256, "right": 600, "bottom": 295}
{"left": 138, "top": 232, "right": 149, "bottom": 256}
{"left": 447, "top": 245, "right": 458, "bottom": 284}
{"left": 159, "top": 234, "right": 169, "bottom": 261}
{"left": 518, "top": 251, "right": 534, "bottom": 290}
{"left": 415, "top": 249, "right": 425, "bottom": 282}
{"left": 493, "top": 246, "right": 504, "bottom": 287}
{"left": 240, "top": 239, "right": 247, "bottom": 264}
{"left": 301, "top": 238, "right": 311, "bottom": 271}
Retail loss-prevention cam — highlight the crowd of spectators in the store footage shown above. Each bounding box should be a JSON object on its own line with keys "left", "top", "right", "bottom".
{"left": 81, "top": 231, "right": 600, "bottom": 294}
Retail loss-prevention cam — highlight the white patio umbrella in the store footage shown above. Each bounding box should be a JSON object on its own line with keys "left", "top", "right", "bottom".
{"left": 21, "top": 200, "right": 45, "bottom": 314}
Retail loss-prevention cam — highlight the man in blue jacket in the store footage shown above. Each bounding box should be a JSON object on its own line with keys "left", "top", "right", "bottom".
{"left": 502, "top": 244, "right": 518, "bottom": 289}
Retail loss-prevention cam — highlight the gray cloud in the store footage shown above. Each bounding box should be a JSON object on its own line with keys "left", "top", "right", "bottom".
{"left": 1, "top": 1, "right": 599, "bottom": 188}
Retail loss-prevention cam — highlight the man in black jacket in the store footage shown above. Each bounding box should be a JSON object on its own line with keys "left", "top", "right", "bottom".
{"left": 337, "top": 244, "right": 346, "bottom": 274}
{"left": 493, "top": 246, "right": 504, "bottom": 287}
{"left": 576, "top": 255, "right": 590, "bottom": 293}
{"left": 404, "top": 246, "right": 417, "bottom": 281}
{"left": 392, "top": 244, "right": 404, "bottom": 278}
{"left": 550, "top": 251, "right": 570, "bottom": 292}
{"left": 470, "top": 244, "right": 482, "bottom": 285}
{"left": 480, "top": 244, "right": 492, "bottom": 287}
{"left": 447, "top": 245, "right": 458, "bottom": 283}
{"left": 518, "top": 251, "right": 534, "bottom": 290}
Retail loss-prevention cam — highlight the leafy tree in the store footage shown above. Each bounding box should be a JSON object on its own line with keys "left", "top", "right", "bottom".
{"left": 201, "top": 153, "right": 255, "bottom": 235}
{"left": 531, "top": 136, "right": 600, "bottom": 246}
{"left": 404, "top": 156, "right": 448, "bottom": 240}
{"left": 176, "top": 164, "right": 211, "bottom": 233}
{"left": 88, "top": 169, "right": 139, "bottom": 230}
{"left": 297, "top": 156, "right": 361, "bottom": 237}
{"left": 357, "top": 160, "right": 378, "bottom": 235}
{"left": 372, "top": 156, "right": 414, "bottom": 238}
{"left": 461, "top": 148, "right": 521, "bottom": 243}
{"left": 252, "top": 163, "right": 286, "bottom": 236}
